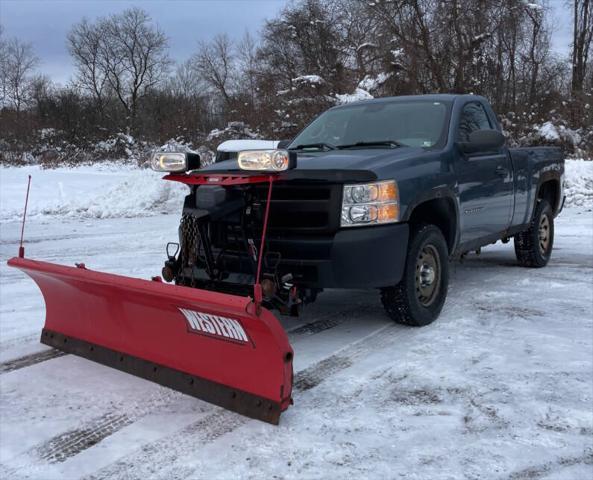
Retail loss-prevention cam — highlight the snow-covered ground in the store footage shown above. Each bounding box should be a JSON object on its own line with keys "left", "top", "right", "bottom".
{"left": 0, "top": 163, "right": 187, "bottom": 222}
{"left": 0, "top": 162, "right": 592, "bottom": 479}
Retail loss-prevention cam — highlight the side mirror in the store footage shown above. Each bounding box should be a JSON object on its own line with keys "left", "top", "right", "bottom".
{"left": 458, "top": 130, "right": 505, "bottom": 154}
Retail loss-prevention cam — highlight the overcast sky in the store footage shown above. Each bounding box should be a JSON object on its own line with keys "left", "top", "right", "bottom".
{"left": 0, "top": 0, "right": 573, "bottom": 86}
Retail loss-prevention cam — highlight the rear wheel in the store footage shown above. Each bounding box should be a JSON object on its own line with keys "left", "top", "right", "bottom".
{"left": 514, "top": 200, "right": 554, "bottom": 268}
{"left": 381, "top": 224, "right": 449, "bottom": 326}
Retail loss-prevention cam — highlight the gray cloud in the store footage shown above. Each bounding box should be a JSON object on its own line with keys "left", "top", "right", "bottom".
{"left": 0, "top": 0, "right": 288, "bottom": 84}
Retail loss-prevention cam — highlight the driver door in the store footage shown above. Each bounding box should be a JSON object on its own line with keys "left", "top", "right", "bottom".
{"left": 454, "top": 102, "right": 513, "bottom": 243}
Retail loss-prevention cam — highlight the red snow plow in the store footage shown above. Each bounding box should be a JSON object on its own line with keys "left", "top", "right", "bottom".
{"left": 7, "top": 150, "right": 300, "bottom": 424}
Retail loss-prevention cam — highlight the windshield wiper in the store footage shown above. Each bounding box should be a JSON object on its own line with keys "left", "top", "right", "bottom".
{"left": 336, "top": 140, "right": 404, "bottom": 149}
{"left": 289, "top": 142, "right": 336, "bottom": 151}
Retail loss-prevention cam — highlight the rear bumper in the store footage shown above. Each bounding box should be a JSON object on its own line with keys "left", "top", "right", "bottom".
{"left": 267, "top": 223, "right": 410, "bottom": 289}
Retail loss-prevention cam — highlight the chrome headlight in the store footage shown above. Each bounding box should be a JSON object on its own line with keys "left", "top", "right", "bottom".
{"left": 237, "top": 149, "right": 296, "bottom": 172}
{"left": 341, "top": 180, "right": 399, "bottom": 227}
{"left": 150, "top": 151, "right": 201, "bottom": 172}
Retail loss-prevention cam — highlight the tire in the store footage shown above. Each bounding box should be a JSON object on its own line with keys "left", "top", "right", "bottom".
{"left": 514, "top": 200, "right": 554, "bottom": 268}
{"left": 381, "top": 224, "right": 449, "bottom": 327}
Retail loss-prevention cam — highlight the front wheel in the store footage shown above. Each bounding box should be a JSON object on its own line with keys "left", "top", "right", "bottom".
{"left": 381, "top": 224, "right": 449, "bottom": 327}
{"left": 514, "top": 200, "right": 554, "bottom": 268}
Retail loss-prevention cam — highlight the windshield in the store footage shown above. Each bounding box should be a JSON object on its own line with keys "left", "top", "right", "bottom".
{"left": 290, "top": 100, "right": 450, "bottom": 149}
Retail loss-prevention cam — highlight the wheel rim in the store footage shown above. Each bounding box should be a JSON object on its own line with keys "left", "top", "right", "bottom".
{"left": 415, "top": 244, "right": 441, "bottom": 307}
{"left": 538, "top": 213, "right": 551, "bottom": 256}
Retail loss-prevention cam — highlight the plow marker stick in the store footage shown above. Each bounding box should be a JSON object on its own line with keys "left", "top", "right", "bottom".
{"left": 7, "top": 257, "right": 294, "bottom": 424}
{"left": 254, "top": 176, "right": 274, "bottom": 309}
{"left": 18, "top": 175, "right": 32, "bottom": 258}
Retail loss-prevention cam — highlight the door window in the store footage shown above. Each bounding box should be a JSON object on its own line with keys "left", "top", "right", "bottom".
{"left": 457, "top": 103, "right": 492, "bottom": 142}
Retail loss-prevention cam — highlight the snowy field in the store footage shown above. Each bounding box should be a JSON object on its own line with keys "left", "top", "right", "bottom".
{"left": 0, "top": 162, "right": 592, "bottom": 479}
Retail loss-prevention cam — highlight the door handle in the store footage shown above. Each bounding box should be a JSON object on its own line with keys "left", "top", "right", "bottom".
{"left": 495, "top": 166, "right": 508, "bottom": 177}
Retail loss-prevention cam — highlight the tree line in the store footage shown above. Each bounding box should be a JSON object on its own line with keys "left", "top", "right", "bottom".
{"left": 0, "top": 0, "right": 592, "bottom": 163}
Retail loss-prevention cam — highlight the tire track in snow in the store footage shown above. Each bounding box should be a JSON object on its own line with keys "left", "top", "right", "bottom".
{"left": 0, "top": 333, "right": 40, "bottom": 352}
{"left": 0, "top": 348, "right": 67, "bottom": 374}
{"left": 506, "top": 449, "right": 593, "bottom": 480}
{"left": 85, "top": 322, "right": 414, "bottom": 480}
{"left": 287, "top": 303, "right": 370, "bottom": 337}
{"left": 84, "top": 410, "right": 249, "bottom": 480}
{"left": 1, "top": 387, "right": 186, "bottom": 477}
{"left": 37, "top": 413, "right": 134, "bottom": 463}
{"left": 0, "top": 233, "right": 93, "bottom": 246}
{"left": 293, "top": 354, "right": 354, "bottom": 391}
{"left": 288, "top": 311, "right": 350, "bottom": 336}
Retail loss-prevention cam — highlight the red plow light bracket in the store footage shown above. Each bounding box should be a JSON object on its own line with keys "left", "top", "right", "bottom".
{"left": 8, "top": 171, "right": 295, "bottom": 424}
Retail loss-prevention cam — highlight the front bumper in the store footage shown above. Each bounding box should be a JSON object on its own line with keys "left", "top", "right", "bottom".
{"left": 265, "top": 222, "right": 410, "bottom": 289}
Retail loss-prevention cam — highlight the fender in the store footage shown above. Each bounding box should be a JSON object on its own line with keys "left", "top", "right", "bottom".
{"left": 401, "top": 186, "right": 461, "bottom": 254}
{"left": 537, "top": 169, "right": 562, "bottom": 190}
{"left": 534, "top": 169, "right": 563, "bottom": 216}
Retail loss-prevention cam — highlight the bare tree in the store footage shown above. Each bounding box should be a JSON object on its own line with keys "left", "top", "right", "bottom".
{"left": 30, "top": 74, "right": 53, "bottom": 106}
{"left": 236, "top": 31, "right": 259, "bottom": 107}
{"left": 169, "top": 59, "right": 204, "bottom": 98}
{"left": 570, "top": 0, "right": 593, "bottom": 94}
{"left": 67, "top": 18, "right": 108, "bottom": 113}
{"left": 0, "top": 25, "right": 7, "bottom": 104}
{"left": 192, "top": 34, "right": 236, "bottom": 104}
{"left": 334, "top": 0, "right": 382, "bottom": 81}
{"left": 522, "top": 2, "right": 550, "bottom": 105}
{"left": 101, "top": 8, "right": 171, "bottom": 123}
{"left": 68, "top": 7, "right": 171, "bottom": 129}
{"left": 3, "top": 37, "right": 39, "bottom": 114}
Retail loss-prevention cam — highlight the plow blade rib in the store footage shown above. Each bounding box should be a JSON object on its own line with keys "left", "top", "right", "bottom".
{"left": 8, "top": 257, "right": 293, "bottom": 424}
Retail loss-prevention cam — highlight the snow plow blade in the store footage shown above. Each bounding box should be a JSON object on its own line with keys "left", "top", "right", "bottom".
{"left": 7, "top": 257, "right": 293, "bottom": 424}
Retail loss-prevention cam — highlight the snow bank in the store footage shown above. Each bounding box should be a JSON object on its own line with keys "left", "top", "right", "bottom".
{"left": 522, "top": 0, "right": 543, "bottom": 10}
{"left": 528, "top": 121, "right": 582, "bottom": 152}
{"left": 293, "top": 75, "right": 325, "bottom": 85}
{"left": 334, "top": 88, "right": 374, "bottom": 104}
{"left": 206, "top": 122, "right": 259, "bottom": 143}
{"left": 536, "top": 121, "right": 560, "bottom": 141}
{"left": 1, "top": 159, "right": 591, "bottom": 222}
{"left": 157, "top": 138, "right": 197, "bottom": 153}
{"left": 358, "top": 72, "right": 392, "bottom": 92}
{"left": 0, "top": 163, "right": 188, "bottom": 222}
{"left": 564, "top": 159, "right": 593, "bottom": 207}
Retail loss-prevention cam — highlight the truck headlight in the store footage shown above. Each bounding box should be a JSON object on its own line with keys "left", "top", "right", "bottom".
{"left": 238, "top": 150, "right": 296, "bottom": 172}
{"left": 341, "top": 180, "right": 399, "bottom": 227}
{"left": 150, "top": 151, "right": 201, "bottom": 172}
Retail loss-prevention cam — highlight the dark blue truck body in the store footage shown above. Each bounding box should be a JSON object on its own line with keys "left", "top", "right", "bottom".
{"left": 202, "top": 94, "right": 564, "bottom": 291}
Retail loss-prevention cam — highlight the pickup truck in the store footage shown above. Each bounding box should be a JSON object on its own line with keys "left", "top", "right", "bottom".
{"left": 160, "top": 94, "right": 565, "bottom": 327}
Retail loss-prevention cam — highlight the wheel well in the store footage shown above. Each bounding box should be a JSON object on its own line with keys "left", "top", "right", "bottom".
{"left": 537, "top": 180, "right": 560, "bottom": 214}
{"left": 408, "top": 198, "right": 457, "bottom": 253}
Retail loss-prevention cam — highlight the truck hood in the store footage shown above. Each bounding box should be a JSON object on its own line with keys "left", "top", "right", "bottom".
{"left": 201, "top": 147, "right": 428, "bottom": 180}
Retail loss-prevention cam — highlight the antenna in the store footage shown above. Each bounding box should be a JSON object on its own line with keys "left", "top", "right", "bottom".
{"left": 18, "top": 175, "right": 32, "bottom": 258}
